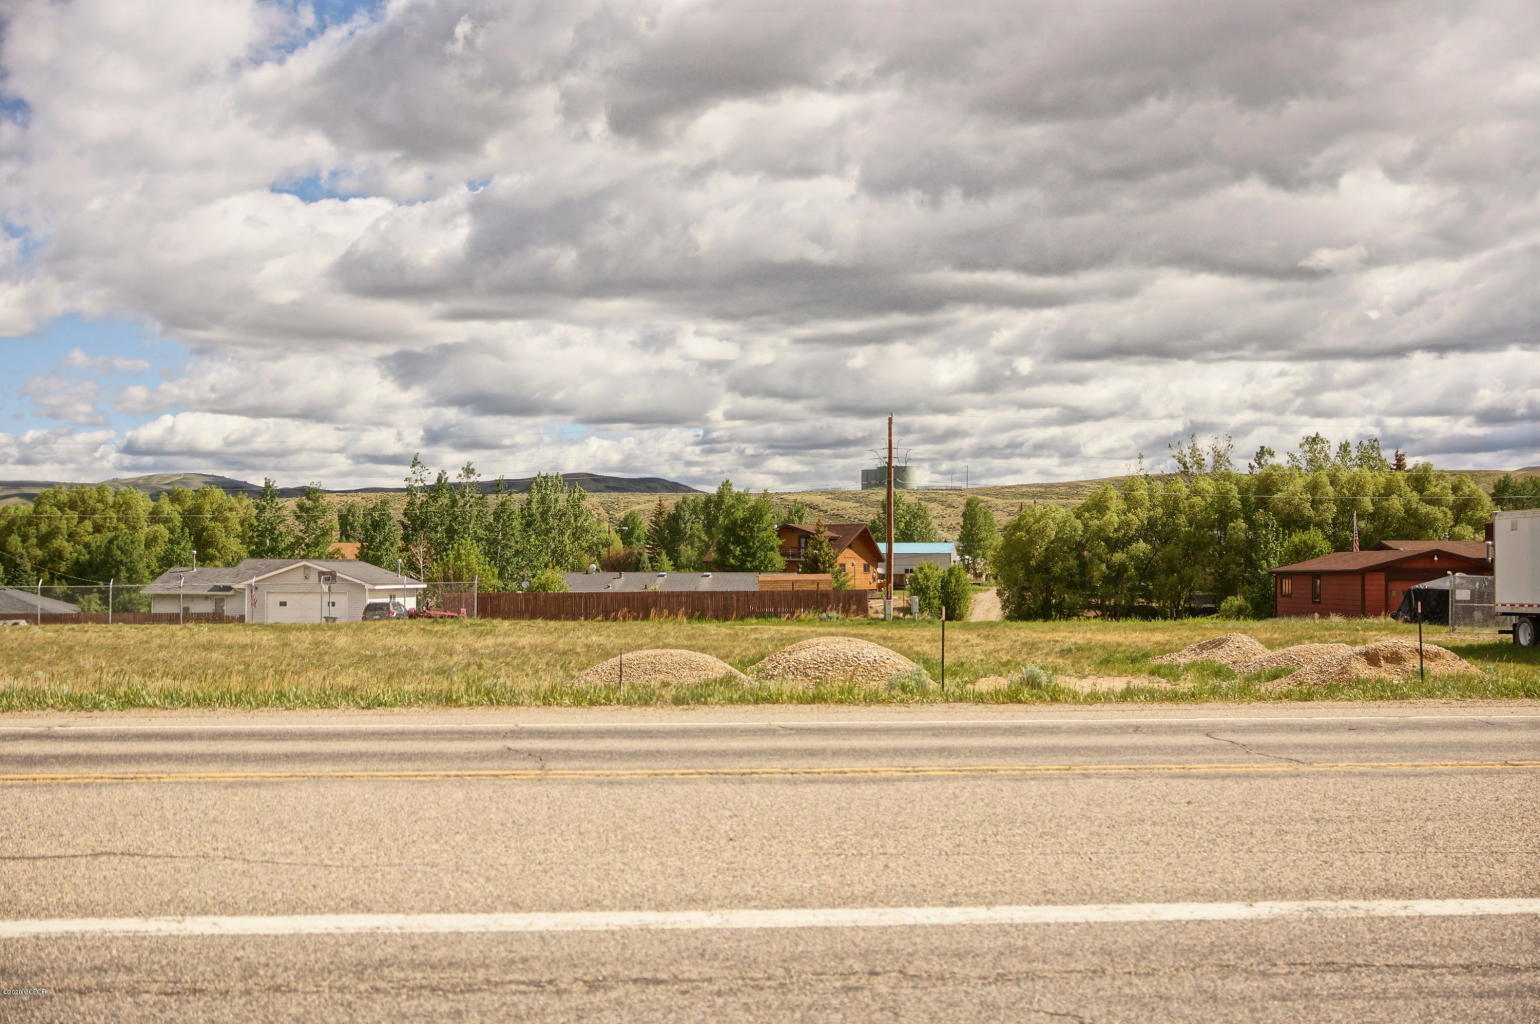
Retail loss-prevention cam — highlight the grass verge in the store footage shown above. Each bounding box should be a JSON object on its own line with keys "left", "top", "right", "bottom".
{"left": 1, "top": 617, "right": 1535, "bottom": 711}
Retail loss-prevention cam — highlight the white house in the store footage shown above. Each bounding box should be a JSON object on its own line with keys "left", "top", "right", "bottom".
{"left": 144, "top": 559, "right": 425, "bottom": 622}
{"left": 888, "top": 542, "right": 959, "bottom": 586}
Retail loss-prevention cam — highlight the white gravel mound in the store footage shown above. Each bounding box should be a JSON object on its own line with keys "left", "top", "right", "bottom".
{"left": 1287, "top": 640, "right": 1477, "bottom": 686}
{"left": 574, "top": 649, "right": 747, "bottom": 687}
{"left": 1151, "top": 633, "right": 1269, "bottom": 668}
{"left": 1234, "top": 643, "right": 1355, "bottom": 677}
{"left": 750, "top": 636, "right": 918, "bottom": 686}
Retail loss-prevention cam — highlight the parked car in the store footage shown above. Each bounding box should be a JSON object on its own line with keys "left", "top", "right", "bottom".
{"left": 361, "top": 601, "right": 410, "bottom": 621}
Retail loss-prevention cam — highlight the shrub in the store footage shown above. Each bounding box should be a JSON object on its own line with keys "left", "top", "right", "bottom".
{"left": 887, "top": 666, "right": 936, "bottom": 696}
{"left": 1009, "top": 663, "right": 1057, "bottom": 690}
{"left": 526, "top": 567, "right": 569, "bottom": 592}
{"left": 908, "top": 562, "right": 943, "bottom": 616}
{"left": 1218, "top": 595, "right": 1253, "bottom": 620}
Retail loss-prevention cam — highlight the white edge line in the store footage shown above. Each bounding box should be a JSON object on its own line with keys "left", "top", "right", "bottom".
{"left": 4, "top": 899, "right": 1539, "bottom": 939}
{"left": 3, "top": 714, "right": 1539, "bottom": 734}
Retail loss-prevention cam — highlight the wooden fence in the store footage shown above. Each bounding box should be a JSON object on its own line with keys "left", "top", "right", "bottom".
{"left": 443, "top": 589, "right": 872, "bottom": 621}
{"left": 12, "top": 613, "right": 244, "bottom": 626}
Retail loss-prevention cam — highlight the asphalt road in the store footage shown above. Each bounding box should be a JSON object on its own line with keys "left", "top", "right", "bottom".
{"left": 3, "top": 703, "right": 1538, "bottom": 1022}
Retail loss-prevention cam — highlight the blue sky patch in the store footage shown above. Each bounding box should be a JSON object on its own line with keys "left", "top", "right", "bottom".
{"left": 269, "top": 172, "right": 368, "bottom": 204}
{"left": 1, "top": 316, "right": 181, "bottom": 434}
{"left": 0, "top": 95, "right": 30, "bottom": 127}
{"left": 259, "top": 0, "right": 387, "bottom": 58}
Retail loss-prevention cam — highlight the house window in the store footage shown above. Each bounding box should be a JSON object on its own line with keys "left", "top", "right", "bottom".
{"left": 329, "top": 600, "right": 337, "bottom": 608}
{"left": 1311, "top": 576, "right": 1322, "bottom": 603}
{"left": 863, "top": 563, "right": 870, "bottom": 573}
{"left": 1280, "top": 577, "right": 1292, "bottom": 598}
{"left": 278, "top": 600, "right": 288, "bottom": 607}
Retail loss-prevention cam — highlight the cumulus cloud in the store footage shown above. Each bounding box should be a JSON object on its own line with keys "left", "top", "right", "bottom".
{"left": 0, "top": 0, "right": 1535, "bottom": 487}
{"left": 22, "top": 375, "right": 105, "bottom": 426}
{"left": 60, "top": 347, "right": 151, "bottom": 375}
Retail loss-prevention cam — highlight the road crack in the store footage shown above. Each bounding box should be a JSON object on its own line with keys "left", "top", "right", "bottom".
{"left": 503, "top": 745, "right": 549, "bottom": 771}
{"left": 1203, "top": 731, "right": 1307, "bottom": 765}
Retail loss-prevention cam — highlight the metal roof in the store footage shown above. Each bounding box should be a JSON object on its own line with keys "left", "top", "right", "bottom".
{"left": 889, "top": 543, "right": 956, "bottom": 555}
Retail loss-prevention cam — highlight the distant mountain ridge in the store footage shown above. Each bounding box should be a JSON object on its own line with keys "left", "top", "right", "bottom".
{"left": 0, "top": 471, "right": 702, "bottom": 504}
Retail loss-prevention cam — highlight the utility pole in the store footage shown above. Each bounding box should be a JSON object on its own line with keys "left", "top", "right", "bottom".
{"left": 885, "top": 414, "right": 895, "bottom": 621}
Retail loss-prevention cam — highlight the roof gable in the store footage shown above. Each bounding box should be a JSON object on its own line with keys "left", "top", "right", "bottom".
{"left": 779, "top": 523, "right": 885, "bottom": 563}
{"left": 1271, "top": 546, "right": 1491, "bottom": 574}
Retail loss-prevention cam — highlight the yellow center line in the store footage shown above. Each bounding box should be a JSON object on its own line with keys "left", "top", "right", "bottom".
{"left": 1, "top": 760, "right": 1537, "bottom": 785}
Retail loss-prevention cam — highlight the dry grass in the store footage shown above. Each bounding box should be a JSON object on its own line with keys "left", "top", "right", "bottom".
{"left": 0, "top": 616, "right": 1535, "bottom": 710}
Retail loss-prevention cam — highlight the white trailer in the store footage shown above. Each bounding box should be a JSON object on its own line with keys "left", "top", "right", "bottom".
{"left": 1494, "top": 509, "right": 1540, "bottom": 646}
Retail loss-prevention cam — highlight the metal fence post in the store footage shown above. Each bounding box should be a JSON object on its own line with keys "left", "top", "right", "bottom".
{"left": 473, "top": 576, "right": 478, "bottom": 619}
{"left": 108, "top": 578, "right": 113, "bottom": 626}
{"left": 36, "top": 578, "right": 42, "bottom": 626}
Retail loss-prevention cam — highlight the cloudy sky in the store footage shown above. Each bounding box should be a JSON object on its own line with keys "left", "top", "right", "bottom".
{"left": 1, "top": 0, "right": 1536, "bottom": 490}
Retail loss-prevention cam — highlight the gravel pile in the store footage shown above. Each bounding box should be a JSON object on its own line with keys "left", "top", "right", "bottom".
{"left": 1287, "top": 639, "right": 1477, "bottom": 685}
{"left": 750, "top": 636, "right": 918, "bottom": 686}
{"left": 1151, "top": 632, "right": 1269, "bottom": 668}
{"left": 574, "top": 649, "right": 747, "bottom": 687}
{"left": 1234, "top": 643, "right": 1355, "bottom": 677}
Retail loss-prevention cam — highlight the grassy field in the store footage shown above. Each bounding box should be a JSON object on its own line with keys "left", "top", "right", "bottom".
{"left": 1, "top": 617, "right": 1535, "bottom": 711}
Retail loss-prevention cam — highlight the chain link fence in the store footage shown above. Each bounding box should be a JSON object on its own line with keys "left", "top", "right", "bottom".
{"left": 2, "top": 583, "right": 198, "bottom": 625}
{"left": 1447, "top": 573, "right": 1498, "bottom": 633}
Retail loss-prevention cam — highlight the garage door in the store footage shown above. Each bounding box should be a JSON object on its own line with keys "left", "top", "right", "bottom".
{"left": 266, "top": 592, "right": 321, "bottom": 624}
{"left": 324, "top": 592, "right": 350, "bottom": 622}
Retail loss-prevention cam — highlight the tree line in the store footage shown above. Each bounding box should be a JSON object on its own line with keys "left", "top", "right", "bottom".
{"left": 0, "top": 460, "right": 811, "bottom": 598}
{"left": 994, "top": 435, "right": 1500, "bottom": 620}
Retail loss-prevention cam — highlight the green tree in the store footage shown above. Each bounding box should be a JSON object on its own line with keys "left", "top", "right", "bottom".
{"left": 868, "top": 492, "right": 939, "bottom": 543}
{"left": 336, "top": 501, "right": 367, "bottom": 543}
{"left": 995, "top": 504, "right": 1086, "bottom": 620}
{"left": 940, "top": 563, "right": 973, "bottom": 621}
{"left": 431, "top": 538, "right": 500, "bottom": 589}
{"left": 1491, "top": 473, "right": 1540, "bottom": 510}
{"left": 292, "top": 484, "right": 336, "bottom": 559}
{"left": 956, "top": 497, "right": 999, "bottom": 575}
{"left": 157, "top": 520, "right": 196, "bottom": 574}
{"left": 1279, "top": 528, "right": 1332, "bottom": 566}
{"left": 526, "top": 566, "right": 569, "bottom": 592}
{"left": 799, "top": 522, "right": 839, "bottom": 574}
{"left": 907, "top": 561, "right": 943, "bottom": 616}
{"left": 245, "top": 478, "right": 293, "bottom": 559}
{"left": 355, "top": 496, "right": 402, "bottom": 571}
{"left": 617, "top": 509, "right": 647, "bottom": 548}
{"left": 713, "top": 491, "right": 784, "bottom": 572}
{"left": 658, "top": 496, "right": 710, "bottom": 570}
{"left": 483, "top": 491, "right": 522, "bottom": 585}
{"left": 517, "top": 473, "right": 606, "bottom": 574}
